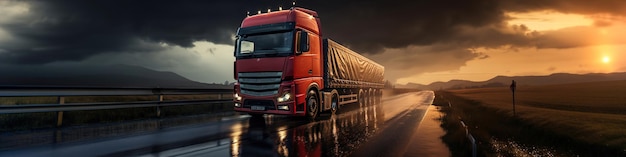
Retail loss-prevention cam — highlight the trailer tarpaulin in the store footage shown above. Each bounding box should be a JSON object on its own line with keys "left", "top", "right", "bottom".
{"left": 323, "top": 39, "right": 384, "bottom": 89}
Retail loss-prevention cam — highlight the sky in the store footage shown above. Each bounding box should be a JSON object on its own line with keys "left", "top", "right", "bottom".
{"left": 1, "top": 0, "right": 625, "bottom": 85}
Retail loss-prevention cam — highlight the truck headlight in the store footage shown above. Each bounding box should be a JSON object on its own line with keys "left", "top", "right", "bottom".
{"left": 234, "top": 93, "right": 242, "bottom": 101}
{"left": 277, "top": 92, "right": 291, "bottom": 103}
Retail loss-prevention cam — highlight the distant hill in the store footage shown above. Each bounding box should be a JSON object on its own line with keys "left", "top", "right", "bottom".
{"left": 0, "top": 64, "right": 231, "bottom": 89}
{"left": 398, "top": 72, "right": 626, "bottom": 90}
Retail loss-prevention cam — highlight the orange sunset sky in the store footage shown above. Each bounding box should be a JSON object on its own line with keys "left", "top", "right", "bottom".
{"left": 367, "top": 11, "right": 626, "bottom": 85}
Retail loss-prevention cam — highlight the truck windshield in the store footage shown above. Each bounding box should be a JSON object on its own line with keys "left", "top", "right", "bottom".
{"left": 236, "top": 31, "right": 293, "bottom": 58}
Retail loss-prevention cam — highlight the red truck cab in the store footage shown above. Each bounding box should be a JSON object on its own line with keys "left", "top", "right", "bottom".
{"left": 234, "top": 7, "right": 322, "bottom": 118}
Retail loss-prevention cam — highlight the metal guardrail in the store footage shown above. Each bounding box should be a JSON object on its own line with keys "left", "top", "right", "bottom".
{"left": 450, "top": 101, "right": 477, "bottom": 157}
{"left": 460, "top": 120, "right": 477, "bottom": 157}
{"left": 0, "top": 99, "right": 232, "bottom": 114}
{"left": 0, "top": 86, "right": 233, "bottom": 126}
{"left": 0, "top": 86, "right": 231, "bottom": 97}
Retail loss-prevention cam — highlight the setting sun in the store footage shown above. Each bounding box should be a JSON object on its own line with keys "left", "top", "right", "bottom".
{"left": 602, "top": 56, "right": 611, "bottom": 63}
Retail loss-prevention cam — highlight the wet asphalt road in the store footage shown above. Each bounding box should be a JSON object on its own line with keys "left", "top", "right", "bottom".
{"left": 0, "top": 91, "right": 439, "bottom": 157}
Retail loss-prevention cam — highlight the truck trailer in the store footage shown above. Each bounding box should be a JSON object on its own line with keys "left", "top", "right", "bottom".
{"left": 233, "top": 7, "right": 384, "bottom": 120}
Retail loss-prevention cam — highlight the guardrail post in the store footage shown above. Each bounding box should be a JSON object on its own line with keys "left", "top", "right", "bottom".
{"left": 460, "top": 121, "right": 468, "bottom": 136}
{"left": 460, "top": 120, "right": 477, "bottom": 157}
{"left": 218, "top": 93, "right": 225, "bottom": 112}
{"left": 468, "top": 134, "right": 477, "bottom": 157}
{"left": 56, "top": 97, "right": 65, "bottom": 127}
{"left": 157, "top": 95, "right": 163, "bottom": 117}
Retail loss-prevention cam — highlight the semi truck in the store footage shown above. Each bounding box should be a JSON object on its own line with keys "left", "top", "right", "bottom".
{"left": 233, "top": 7, "right": 384, "bottom": 120}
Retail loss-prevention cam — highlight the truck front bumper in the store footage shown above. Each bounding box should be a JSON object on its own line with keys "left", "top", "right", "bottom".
{"left": 234, "top": 101, "right": 306, "bottom": 116}
{"left": 234, "top": 107, "right": 304, "bottom": 116}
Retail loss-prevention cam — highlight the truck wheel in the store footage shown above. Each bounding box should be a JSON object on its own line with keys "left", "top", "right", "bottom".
{"left": 331, "top": 94, "right": 339, "bottom": 115}
{"left": 307, "top": 90, "right": 319, "bottom": 121}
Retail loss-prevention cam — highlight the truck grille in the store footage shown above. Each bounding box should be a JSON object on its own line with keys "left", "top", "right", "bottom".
{"left": 238, "top": 72, "right": 282, "bottom": 96}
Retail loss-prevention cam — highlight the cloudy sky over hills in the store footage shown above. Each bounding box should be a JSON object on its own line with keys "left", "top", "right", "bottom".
{"left": 1, "top": 0, "right": 625, "bottom": 84}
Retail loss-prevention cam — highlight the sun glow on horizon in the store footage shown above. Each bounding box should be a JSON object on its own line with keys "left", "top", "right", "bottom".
{"left": 603, "top": 56, "right": 611, "bottom": 63}
{"left": 397, "top": 44, "right": 626, "bottom": 85}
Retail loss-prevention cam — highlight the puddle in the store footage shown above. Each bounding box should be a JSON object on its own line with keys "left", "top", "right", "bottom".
{"left": 491, "top": 138, "right": 568, "bottom": 157}
{"left": 405, "top": 105, "right": 451, "bottom": 157}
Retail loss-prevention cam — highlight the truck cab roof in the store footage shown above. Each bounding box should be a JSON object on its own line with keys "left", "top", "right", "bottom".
{"left": 240, "top": 7, "right": 320, "bottom": 35}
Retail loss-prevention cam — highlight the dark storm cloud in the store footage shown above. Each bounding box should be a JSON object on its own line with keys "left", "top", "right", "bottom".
{"left": 0, "top": 0, "right": 280, "bottom": 64}
{"left": 299, "top": 0, "right": 506, "bottom": 53}
{"left": 2, "top": 0, "right": 625, "bottom": 64}
{"left": 300, "top": 0, "right": 626, "bottom": 53}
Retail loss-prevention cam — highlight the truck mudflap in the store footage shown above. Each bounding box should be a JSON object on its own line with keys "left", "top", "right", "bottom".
{"left": 322, "top": 90, "right": 339, "bottom": 111}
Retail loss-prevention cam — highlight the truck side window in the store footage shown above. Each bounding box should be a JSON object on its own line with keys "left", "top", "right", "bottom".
{"left": 296, "top": 30, "right": 309, "bottom": 54}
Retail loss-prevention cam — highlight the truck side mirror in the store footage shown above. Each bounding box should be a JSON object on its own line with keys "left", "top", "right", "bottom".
{"left": 296, "top": 31, "right": 309, "bottom": 54}
{"left": 234, "top": 37, "right": 239, "bottom": 56}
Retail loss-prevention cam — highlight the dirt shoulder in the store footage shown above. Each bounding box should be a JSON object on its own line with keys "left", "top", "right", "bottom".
{"left": 435, "top": 91, "right": 626, "bottom": 156}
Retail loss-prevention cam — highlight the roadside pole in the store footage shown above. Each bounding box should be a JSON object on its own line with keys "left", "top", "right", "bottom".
{"left": 510, "top": 80, "right": 516, "bottom": 117}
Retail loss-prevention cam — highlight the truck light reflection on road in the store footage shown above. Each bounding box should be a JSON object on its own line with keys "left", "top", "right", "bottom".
{"left": 332, "top": 116, "right": 340, "bottom": 156}
{"left": 277, "top": 126, "right": 289, "bottom": 156}
{"left": 230, "top": 123, "right": 243, "bottom": 156}
{"left": 226, "top": 101, "right": 386, "bottom": 157}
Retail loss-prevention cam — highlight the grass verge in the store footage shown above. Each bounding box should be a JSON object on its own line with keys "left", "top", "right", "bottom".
{"left": 435, "top": 90, "right": 626, "bottom": 156}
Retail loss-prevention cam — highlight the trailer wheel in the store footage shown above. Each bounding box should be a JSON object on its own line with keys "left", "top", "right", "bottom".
{"left": 375, "top": 89, "right": 382, "bottom": 104}
{"left": 368, "top": 89, "right": 373, "bottom": 106}
{"left": 307, "top": 90, "right": 319, "bottom": 121}
{"left": 331, "top": 93, "right": 339, "bottom": 115}
{"left": 373, "top": 90, "right": 377, "bottom": 105}
{"left": 358, "top": 90, "right": 365, "bottom": 107}
{"left": 365, "top": 89, "right": 374, "bottom": 106}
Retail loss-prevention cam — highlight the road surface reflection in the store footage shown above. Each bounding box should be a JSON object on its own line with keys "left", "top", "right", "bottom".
{"left": 232, "top": 102, "right": 385, "bottom": 157}
{"left": 0, "top": 92, "right": 437, "bottom": 157}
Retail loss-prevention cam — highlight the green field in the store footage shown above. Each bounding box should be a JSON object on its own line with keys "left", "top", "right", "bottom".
{"left": 448, "top": 80, "right": 626, "bottom": 149}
